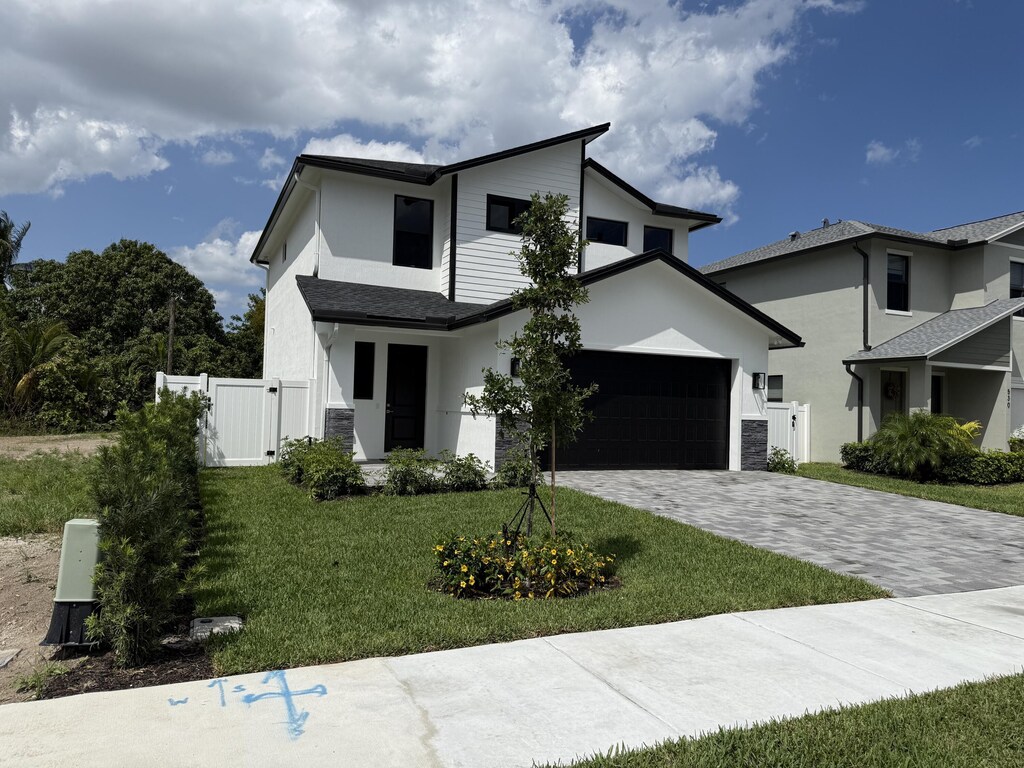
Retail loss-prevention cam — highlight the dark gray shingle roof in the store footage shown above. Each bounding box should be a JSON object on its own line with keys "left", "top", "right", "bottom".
{"left": 843, "top": 299, "right": 1024, "bottom": 363}
{"left": 299, "top": 156, "right": 443, "bottom": 181}
{"left": 296, "top": 276, "right": 485, "bottom": 327}
{"left": 701, "top": 211, "right": 1024, "bottom": 275}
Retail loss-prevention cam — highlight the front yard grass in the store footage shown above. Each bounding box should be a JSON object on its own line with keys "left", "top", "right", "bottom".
{"left": 799, "top": 462, "right": 1024, "bottom": 518}
{"left": 557, "top": 673, "right": 1024, "bottom": 767}
{"left": 0, "top": 452, "right": 95, "bottom": 536}
{"left": 197, "top": 466, "right": 887, "bottom": 675}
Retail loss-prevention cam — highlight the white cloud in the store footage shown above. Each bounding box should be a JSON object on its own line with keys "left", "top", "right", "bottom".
{"left": 1, "top": 0, "right": 864, "bottom": 216}
{"left": 258, "top": 147, "right": 286, "bottom": 171}
{"left": 302, "top": 134, "right": 425, "bottom": 162}
{"left": 865, "top": 137, "right": 921, "bottom": 166}
{"left": 169, "top": 228, "right": 264, "bottom": 317}
{"left": 865, "top": 140, "right": 899, "bottom": 165}
{"left": 200, "top": 148, "right": 235, "bottom": 165}
{"left": 964, "top": 135, "right": 984, "bottom": 150}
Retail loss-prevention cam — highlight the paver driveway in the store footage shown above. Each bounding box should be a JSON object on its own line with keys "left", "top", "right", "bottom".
{"left": 559, "top": 470, "right": 1024, "bottom": 596}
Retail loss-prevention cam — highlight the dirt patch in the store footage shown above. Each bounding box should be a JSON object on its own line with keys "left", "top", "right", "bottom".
{"left": 0, "top": 433, "right": 114, "bottom": 460}
{"left": 0, "top": 535, "right": 82, "bottom": 704}
{"left": 40, "top": 645, "right": 214, "bottom": 700}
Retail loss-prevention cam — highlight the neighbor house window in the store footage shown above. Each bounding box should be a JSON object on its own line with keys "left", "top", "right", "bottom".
{"left": 282, "top": 241, "right": 287, "bottom": 263}
{"left": 393, "top": 196, "right": 434, "bottom": 268}
{"left": 587, "top": 217, "right": 628, "bottom": 246}
{"left": 353, "top": 342, "right": 375, "bottom": 399}
{"left": 643, "top": 226, "right": 673, "bottom": 254}
{"left": 767, "top": 375, "right": 784, "bottom": 403}
{"left": 486, "top": 195, "right": 531, "bottom": 234}
{"left": 887, "top": 253, "right": 910, "bottom": 312}
{"left": 1011, "top": 261, "right": 1024, "bottom": 317}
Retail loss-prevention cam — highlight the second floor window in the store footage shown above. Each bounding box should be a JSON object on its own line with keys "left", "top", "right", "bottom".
{"left": 393, "top": 195, "right": 433, "bottom": 269}
{"left": 486, "top": 195, "right": 531, "bottom": 234}
{"left": 643, "top": 226, "right": 673, "bottom": 254}
{"left": 587, "top": 217, "right": 628, "bottom": 246}
{"left": 887, "top": 253, "right": 909, "bottom": 312}
{"left": 1011, "top": 262, "right": 1024, "bottom": 317}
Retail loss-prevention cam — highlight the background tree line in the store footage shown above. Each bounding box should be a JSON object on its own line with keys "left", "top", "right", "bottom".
{"left": 0, "top": 212, "right": 263, "bottom": 432}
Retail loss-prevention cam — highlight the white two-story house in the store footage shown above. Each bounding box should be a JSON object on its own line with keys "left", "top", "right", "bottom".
{"left": 250, "top": 123, "right": 802, "bottom": 470}
{"left": 702, "top": 212, "right": 1024, "bottom": 462}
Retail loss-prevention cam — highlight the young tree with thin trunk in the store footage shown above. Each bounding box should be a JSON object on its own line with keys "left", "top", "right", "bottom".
{"left": 465, "top": 192, "right": 595, "bottom": 537}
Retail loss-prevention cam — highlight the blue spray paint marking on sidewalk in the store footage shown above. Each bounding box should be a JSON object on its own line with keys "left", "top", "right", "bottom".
{"left": 168, "top": 697, "right": 189, "bottom": 706}
{"left": 208, "top": 679, "right": 229, "bottom": 707}
{"left": 243, "top": 670, "right": 328, "bottom": 740}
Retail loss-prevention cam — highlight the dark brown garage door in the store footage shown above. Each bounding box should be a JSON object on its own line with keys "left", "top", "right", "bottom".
{"left": 549, "top": 351, "right": 731, "bottom": 470}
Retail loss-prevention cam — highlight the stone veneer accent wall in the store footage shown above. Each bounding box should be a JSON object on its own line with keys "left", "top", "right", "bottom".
{"left": 741, "top": 419, "right": 768, "bottom": 471}
{"left": 324, "top": 408, "right": 355, "bottom": 451}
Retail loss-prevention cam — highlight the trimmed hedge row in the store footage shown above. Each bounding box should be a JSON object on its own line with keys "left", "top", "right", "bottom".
{"left": 841, "top": 440, "right": 1024, "bottom": 486}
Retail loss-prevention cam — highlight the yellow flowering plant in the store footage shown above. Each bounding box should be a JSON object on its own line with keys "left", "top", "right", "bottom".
{"left": 434, "top": 532, "right": 616, "bottom": 599}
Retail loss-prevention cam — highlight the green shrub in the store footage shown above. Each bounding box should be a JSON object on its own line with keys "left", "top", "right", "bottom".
{"left": 380, "top": 448, "right": 438, "bottom": 496}
{"left": 937, "top": 450, "right": 1024, "bottom": 485}
{"left": 869, "top": 411, "right": 976, "bottom": 481}
{"left": 86, "top": 389, "right": 205, "bottom": 667}
{"left": 767, "top": 447, "right": 797, "bottom": 474}
{"left": 839, "top": 441, "right": 892, "bottom": 474}
{"left": 439, "top": 450, "right": 490, "bottom": 492}
{"left": 434, "top": 532, "right": 616, "bottom": 600}
{"left": 279, "top": 436, "right": 315, "bottom": 485}
{"left": 1009, "top": 427, "right": 1024, "bottom": 453}
{"left": 302, "top": 441, "right": 365, "bottom": 501}
{"left": 491, "top": 447, "right": 535, "bottom": 489}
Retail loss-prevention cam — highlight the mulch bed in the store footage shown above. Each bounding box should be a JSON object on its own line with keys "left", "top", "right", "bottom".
{"left": 41, "top": 644, "right": 214, "bottom": 700}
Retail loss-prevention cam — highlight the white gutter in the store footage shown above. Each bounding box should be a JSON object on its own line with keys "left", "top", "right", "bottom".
{"left": 293, "top": 170, "right": 322, "bottom": 277}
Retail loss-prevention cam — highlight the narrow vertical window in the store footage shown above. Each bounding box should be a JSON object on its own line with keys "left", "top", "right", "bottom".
{"left": 282, "top": 241, "right": 287, "bottom": 263}
{"left": 887, "top": 253, "right": 909, "bottom": 312}
{"left": 1011, "top": 262, "right": 1024, "bottom": 317}
{"left": 393, "top": 196, "right": 434, "bottom": 268}
{"left": 767, "top": 375, "right": 784, "bottom": 403}
{"left": 353, "top": 342, "right": 375, "bottom": 399}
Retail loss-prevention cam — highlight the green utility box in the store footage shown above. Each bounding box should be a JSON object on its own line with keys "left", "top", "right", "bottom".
{"left": 42, "top": 518, "right": 100, "bottom": 646}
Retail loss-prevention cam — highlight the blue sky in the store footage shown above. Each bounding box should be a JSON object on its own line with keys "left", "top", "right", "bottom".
{"left": 2, "top": 0, "right": 1020, "bottom": 322}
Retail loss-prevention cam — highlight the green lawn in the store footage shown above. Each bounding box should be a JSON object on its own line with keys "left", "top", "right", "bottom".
{"left": 799, "top": 462, "right": 1024, "bottom": 518}
{"left": 558, "top": 674, "right": 1024, "bottom": 767}
{"left": 0, "top": 452, "right": 95, "bottom": 536}
{"left": 197, "top": 466, "right": 887, "bottom": 675}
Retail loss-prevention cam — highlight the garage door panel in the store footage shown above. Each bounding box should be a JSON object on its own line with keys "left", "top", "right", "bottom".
{"left": 548, "top": 351, "right": 730, "bottom": 470}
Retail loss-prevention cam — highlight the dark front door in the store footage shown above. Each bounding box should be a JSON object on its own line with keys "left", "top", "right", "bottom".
{"left": 548, "top": 351, "right": 731, "bottom": 470}
{"left": 385, "top": 344, "right": 428, "bottom": 451}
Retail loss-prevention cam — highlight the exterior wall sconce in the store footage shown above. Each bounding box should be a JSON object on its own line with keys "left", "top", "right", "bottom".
{"left": 752, "top": 372, "right": 766, "bottom": 390}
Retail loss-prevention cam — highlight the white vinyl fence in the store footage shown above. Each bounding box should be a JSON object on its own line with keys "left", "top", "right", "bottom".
{"left": 767, "top": 401, "right": 811, "bottom": 464}
{"left": 156, "top": 372, "right": 314, "bottom": 467}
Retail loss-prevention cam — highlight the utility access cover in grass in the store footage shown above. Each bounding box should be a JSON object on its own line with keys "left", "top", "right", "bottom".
{"left": 196, "top": 467, "right": 887, "bottom": 675}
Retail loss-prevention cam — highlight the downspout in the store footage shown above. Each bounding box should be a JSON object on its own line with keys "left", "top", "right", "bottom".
{"left": 847, "top": 242, "right": 872, "bottom": 443}
{"left": 293, "top": 170, "right": 322, "bottom": 277}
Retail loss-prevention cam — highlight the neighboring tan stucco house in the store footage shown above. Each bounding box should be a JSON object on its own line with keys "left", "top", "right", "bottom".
{"left": 251, "top": 123, "right": 801, "bottom": 471}
{"left": 702, "top": 212, "right": 1024, "bottom": 462}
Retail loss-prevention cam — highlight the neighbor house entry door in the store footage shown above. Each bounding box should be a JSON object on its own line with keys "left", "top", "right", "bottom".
{"left": 880, "top": 370, "right": 907, "bottom": 425}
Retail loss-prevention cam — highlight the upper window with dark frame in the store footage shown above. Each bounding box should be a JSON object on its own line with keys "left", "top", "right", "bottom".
{"left": 587, "top": 217, "right": 628, "bottom": 246}
{"left": 353, "top": 341, "right": 375, "bottom": 400}
{"left": 1011, "top": 261, "right": 1024, "bottom": 317}
{"left": 887, "top": 253, "right": 910, "bottom": 312}
{"left": 767, "top": 375, "right": 784, "bottom": 403}
{"left": 393, "top": 195, "right": 434, "bottom": 269}
{"left": 486, "top": 195, "right": 531, "bottom": 234}
{"left": 643, "top": 226, "right": 673, "bottom": 254}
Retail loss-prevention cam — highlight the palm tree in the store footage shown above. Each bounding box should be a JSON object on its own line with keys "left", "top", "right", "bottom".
{"left": 0, "top": 210, "right": 31, "bottom": 289}
{"left": 0, "top": 319, "right": 73, "bottom": 414}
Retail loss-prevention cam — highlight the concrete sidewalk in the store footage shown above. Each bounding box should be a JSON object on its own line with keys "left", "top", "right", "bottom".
{"left": 3, "top": 587, "right": 1023, "bottom": 767}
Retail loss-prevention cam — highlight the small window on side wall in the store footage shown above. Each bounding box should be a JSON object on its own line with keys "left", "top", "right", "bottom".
{"left": 486, "top": 195, "right": 531, "bottom": 234}
{"left": 887, "top": 253, "right": 910, "bottom": 312}
{"left": 767, "top": 375, "right": 783, "bottom": 403}
{"left": 586, "top": 217, "right": 628, "bottom": 246}
{"left": 353, "top": 342, "right": 375, "bottom": 399}
{"left": 1011, "top": 262, "right": 1024, "bottom": 317}
{"left": 282, "top": 241, "right": 287, "bottom": 263}
{"left": 393, "top": 195, "right": 434, "bottom": 269}
{"left": 643, "top": 226, "right": 673, "bottom": 254}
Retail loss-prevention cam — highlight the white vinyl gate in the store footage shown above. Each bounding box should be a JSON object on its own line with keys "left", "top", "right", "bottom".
{"left": 156, "top": 372, "right": 314, "bottom": 467}
{"left": 767, "top": 401, "right": 811, "bottom": 464}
